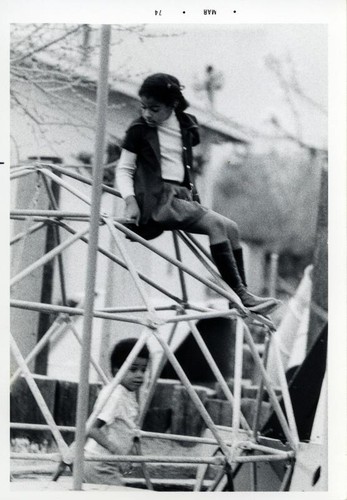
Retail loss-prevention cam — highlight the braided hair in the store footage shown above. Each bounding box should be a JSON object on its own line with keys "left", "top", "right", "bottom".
{"left": 139, "top": 73, "right": 189, "bottom": 112}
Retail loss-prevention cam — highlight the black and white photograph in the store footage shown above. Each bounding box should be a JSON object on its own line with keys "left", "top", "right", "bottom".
{"left": 4, "top": 2, "right": 346, "bottom": 498}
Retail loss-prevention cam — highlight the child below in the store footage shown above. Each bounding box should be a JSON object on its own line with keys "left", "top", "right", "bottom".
{"left": 83, "top": 339, "right": 150, "bottom": 485}
{"left": 116, "top": 73, "right": 281, "bottom": 315}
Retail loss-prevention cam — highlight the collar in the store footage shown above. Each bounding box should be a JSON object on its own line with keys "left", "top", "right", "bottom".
{"left": 175, "top": 110, "right": 198, "bottom": 131}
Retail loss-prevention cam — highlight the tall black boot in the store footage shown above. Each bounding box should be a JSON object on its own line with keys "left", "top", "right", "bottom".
{"left": 233, "top": 247, "right": 247, "bottom": 286}
{"left": 210, "top": 241, "right": 281, "bottom": 314}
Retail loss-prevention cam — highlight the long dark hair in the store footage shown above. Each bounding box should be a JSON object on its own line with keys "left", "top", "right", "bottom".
{"left": 139, "top": 73, "right": 189, "bottom": 112}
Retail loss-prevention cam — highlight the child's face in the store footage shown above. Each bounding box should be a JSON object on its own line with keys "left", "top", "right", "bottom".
{"left": 120, "top": 357, "right": 148, "bottom": 392}
{"left": 140, "top": 96, "right": 174, "bottom": 126}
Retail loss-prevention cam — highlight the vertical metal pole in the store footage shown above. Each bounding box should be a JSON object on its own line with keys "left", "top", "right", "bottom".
{"left": 250, "top": 461, "right": 258, "bottom": 492}
{"left": 250, "top": 333, "right": 271, "bottom": 492}
{"left": 73, "top": 24, "right": 111, "bottom": 490}
{"left": 232, "top": 317, "right": 244, "bottom": 446}
{"left": 268, "top": 252, "right": 279, "bottom": 298}
{"left": 133, "top": 438, "right": 154, "bottom": 490}
{"left": 279, "top": 461, "right": 295, "bottom": 491}
{"left": 252, "top": 334, "right": 271, "bottom": 438}
{"left": 98, "top": 175, "right": 120, "bottom": 374}
{"left": 172, "top": 231, "right": 188, "bottom": 303}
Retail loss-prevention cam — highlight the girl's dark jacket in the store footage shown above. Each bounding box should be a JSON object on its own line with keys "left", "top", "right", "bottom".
{"left": 120, "top": 110, "right": 201, "bottom": 239}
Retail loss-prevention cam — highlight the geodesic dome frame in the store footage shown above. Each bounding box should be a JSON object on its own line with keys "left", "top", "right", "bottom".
{"left": 10, "top": 158, "right": 300, "bottom": 491}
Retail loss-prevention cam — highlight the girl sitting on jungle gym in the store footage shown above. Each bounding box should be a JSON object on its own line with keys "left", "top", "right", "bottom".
{"left": 116, "top": 73, "right": 280, "bottom": 315}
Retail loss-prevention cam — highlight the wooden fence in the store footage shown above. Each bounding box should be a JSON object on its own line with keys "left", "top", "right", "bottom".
{"left": 11, "top": 376, "right": 275, "bottom": 444}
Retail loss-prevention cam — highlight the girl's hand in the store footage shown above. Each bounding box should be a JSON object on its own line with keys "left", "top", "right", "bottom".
{"left": 124, "top": 196, "right": 140, "bottom": 225}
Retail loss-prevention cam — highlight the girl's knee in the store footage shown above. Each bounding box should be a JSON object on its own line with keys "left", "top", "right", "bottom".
{"left": 194, "top": 212, "right": 236, "bottom": 242}
{"left": 227, "top": 219, "right": 240, "bottom": 238}
{"left": 192, "top": 212, "right": 222, "bottom": 235}
{"left": 205, "top": 215, "right": 227, "bottom": 239}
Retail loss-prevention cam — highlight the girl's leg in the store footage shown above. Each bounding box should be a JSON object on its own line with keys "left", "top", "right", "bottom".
{"left": 186, "top": 211, "right": 240, "bottom": 247}
{"left": 214, "top": 214, "right": 247, "bottom": 285}
{"left": 186, "top": 212, "right": 280, "bottom": 314}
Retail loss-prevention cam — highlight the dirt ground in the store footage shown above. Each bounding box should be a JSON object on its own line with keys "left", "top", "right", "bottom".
{"left": 11, "top": 436, "right": 219, "bottom": 491}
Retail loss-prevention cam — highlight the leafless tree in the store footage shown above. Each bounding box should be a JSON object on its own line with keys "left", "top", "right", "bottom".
{"left": 10, "top": 24, "right": 183, "bottom": 163}
{"left": 264, "top": 53, "right": 327, "bottom": 153}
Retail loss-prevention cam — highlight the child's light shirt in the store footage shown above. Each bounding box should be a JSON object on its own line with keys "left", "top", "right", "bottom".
{"left": 157, "top": 112, "right": 185, "bottom": 182}
{"left": 116, "top": 112, "right": 184, "bottom": 199}
{"left": 85, "top": 383, "right": 139, "bottom": 457}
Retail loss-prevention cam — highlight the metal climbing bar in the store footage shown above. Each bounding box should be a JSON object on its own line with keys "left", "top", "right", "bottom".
{"left": 11, "top": 316, "right": 69, "bottom": 385}
{"left": 103, "top": 215, "right": 157, "bottom": 316}
{"left": 271, "top": 335, "right": 300, "bottom": 445}
{"left": 232, "top": 317, "right": 245, "bottom": 447}
{"left": 72, "top": 24, "right": 112, "bottom": 490}
{"left": 39, "top": 167, "right": 94, "bottom": 207}
{"left": 10, "top": 142, "right": 302, "bottom": 492}
{"left": 37, "top": 161, "right": 121, "bottom": 198}
{"left": 172, "top": 231, "right": 189, "bottom": 302}
{"left": 10, "top": 335, "right": 72, "bottom": 465}
{"left": 10, "top": 221, "right": 45, "bottom": 245}
{"left": 252, "top": 333, "right": 271, "bottom": 438}
{"left": 112, "top": 220, "right": 246, "bottom": 309}
{"left": 243, "top": 323, "right": 297, "bottom": 450}
{"left": 68, "top": 319, "right": 110, "bottom": 385}
{"left": 54, "top": 219, "right": 183, "bottom": 303}
{"left": 11, "top": 209, "right": 94, "bottom": 219}
{"left": 138, "top": 322, "right": 178, "bottom": 427}
{"left": 40, "top": 173, "right": 69, "bottom": 306}
{"left": 188, "top": 320, "right": 251, "bottom": 431}
{"left": 10, "top": 299, "right": 147, "bottom": 325}
{"left": 10, "top": 227, "right": 90, "bottom": 287}
{"left": 150, "top": 330, "right": 237, "bottom": 468}
{"left": 10, "top": 166, "right": 36, "bottom": 180}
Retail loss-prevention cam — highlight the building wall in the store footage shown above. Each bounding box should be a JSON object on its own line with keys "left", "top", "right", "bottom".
{"left": 10, "top": 172, "right": 50, "bottom": 372}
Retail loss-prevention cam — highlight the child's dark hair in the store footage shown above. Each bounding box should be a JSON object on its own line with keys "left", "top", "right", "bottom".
{"left": 139, "top": 73, "right": 189, "bottom": 112}
{"left": 110, "top": 338, "right": 150, "bottom": 371}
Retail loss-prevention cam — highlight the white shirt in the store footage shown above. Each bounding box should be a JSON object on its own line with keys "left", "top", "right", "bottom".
{"left": 85, "top": 384, "right": 139, "bottom": 457}
{"left": 116, "top": 113, "right": 184, "bottom": 199}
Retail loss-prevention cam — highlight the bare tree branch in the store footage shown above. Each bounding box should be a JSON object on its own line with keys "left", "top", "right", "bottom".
{"left": 10, "top": 91, "right": 41, "bottom": 124}
{"left": 11, "top": 25, "right": 83, "bottom": 64}
{"left": 265, "top": 54, "right": 303, "bottom": 140}
{"left": 265, "top": 53, "right": 327, "bottom": 117}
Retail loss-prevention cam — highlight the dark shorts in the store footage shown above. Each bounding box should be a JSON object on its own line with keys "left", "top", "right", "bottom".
{"left": 150, "top": 182, "right": 208, "bottom": 229}
{"left": 125, "top": 182, "right": 208, "bottom": 240}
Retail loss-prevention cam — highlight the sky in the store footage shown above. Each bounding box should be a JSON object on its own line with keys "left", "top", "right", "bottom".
{"left": 107, "top": 24, "right": 328, "bottom": 148}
